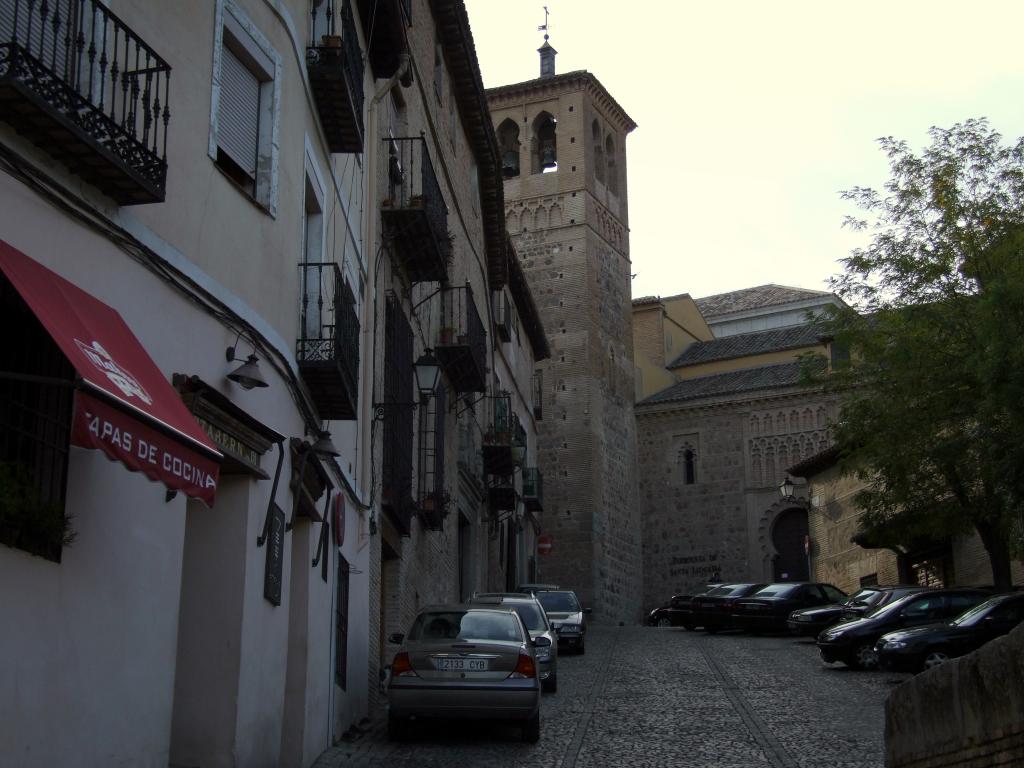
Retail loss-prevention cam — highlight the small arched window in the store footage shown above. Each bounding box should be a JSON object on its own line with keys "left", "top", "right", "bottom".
{"left": 605, "top": 135, "right": 618, "bottom": 195}
{"left": 592, "top": 120, "right": 604, "bottom": 183}
{"left": 683, "top": 448, "right": 696, "bottom": 485}
{"left": 497, "top": 119, "right": 520, "bottom": 178}
{"left": 533, "top": 112, "right": 557, "bottom": 174}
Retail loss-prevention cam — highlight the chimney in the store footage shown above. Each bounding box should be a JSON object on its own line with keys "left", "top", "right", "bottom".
{"left": 538, "top": 40, "right": 557, "bottom": 78}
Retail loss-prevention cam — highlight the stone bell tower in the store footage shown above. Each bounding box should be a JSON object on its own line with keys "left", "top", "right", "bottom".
{"left": 486, "top": 42, "right": 642, "bottom": 623}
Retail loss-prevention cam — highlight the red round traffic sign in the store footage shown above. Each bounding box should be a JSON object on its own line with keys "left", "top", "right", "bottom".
{"left": 537, "top": 534, "right": 553, "bottom": 555}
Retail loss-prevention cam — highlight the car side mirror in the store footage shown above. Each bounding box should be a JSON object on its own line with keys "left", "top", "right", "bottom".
{"left": 583, "top": 607, "right": 593, "bottom": 614}
{"left": 533, "top": 636, "right": 552, "bottom": 647}
{"left": 388, "top": 632, "right": 405, "bottom": 644}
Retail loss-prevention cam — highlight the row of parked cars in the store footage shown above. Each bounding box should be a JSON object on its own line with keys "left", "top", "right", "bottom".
{"left": 385, "top": 583, "right": 590, "bottom": 742}
{"left": 648, "top": 582, "right": 1024, "bottom": 672}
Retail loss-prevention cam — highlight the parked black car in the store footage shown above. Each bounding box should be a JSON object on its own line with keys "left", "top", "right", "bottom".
{"left": 692, "top": 583, "right": 767, "bottom": 632}
{"left": 786, "top": 585, "right": 930, "bottom": 636}
{"left": 647, "top": 594, "right": 695, "bottom": 627}
{"left": 732, "top": 582, "right": 847, "bottom": 633}
{"left": 817, "top": 587, "right": 991, "bottom": 670}
{"left": 874, "top": 592, "right": 1024, "bottom": 673}
{"left": 647, "top": 585, "right": 718, "bottom": 629}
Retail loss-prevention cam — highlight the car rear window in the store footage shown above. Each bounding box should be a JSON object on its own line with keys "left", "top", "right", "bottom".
{"left": 719, "top": 584, "right": 756, "bottom": 596}
{"left": 752, "top": 584, "right": 799, "bottom": 598}
{"left": 508, "top": 603, "right": 547, "bottom": 631}
{"left": 408, "top": 611, "right": 523, "bottom": 642}
{"left": 537, "top": 591, "right": 580, "bottom": 613}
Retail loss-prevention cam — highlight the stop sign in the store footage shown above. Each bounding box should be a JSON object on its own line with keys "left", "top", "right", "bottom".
{"left": 537, "top": 534, "right": 553, "bottom": 555}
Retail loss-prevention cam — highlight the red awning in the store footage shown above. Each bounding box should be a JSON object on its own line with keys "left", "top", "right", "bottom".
{"left": 0, "top": 240, "right": 221, "bottom": 504}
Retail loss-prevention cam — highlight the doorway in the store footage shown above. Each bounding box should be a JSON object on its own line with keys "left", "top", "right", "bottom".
{"left": 772, "top": 507, "right": 809, "bottom": 581}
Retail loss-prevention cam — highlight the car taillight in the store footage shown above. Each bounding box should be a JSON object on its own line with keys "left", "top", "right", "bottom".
{"left": 391, "top": 652, "right": 417, "bottom": 677}
{"left": 509, "top": 653, "right": 537, "bottom": 679}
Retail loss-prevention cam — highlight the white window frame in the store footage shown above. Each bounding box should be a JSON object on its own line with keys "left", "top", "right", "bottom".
{"left": 209, "top": 0, "right": 281, "bottom": 216}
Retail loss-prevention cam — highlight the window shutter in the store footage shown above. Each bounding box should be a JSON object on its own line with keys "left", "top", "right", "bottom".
{"left": 219, "top": 45, "right": 260, "bottom": 177}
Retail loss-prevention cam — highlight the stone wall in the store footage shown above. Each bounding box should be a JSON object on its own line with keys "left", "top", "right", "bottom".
{"left": 638, "top": 391, "right": 838, "bottom": 612}
{"left": 886, "top": 623, "right": 1024, "bottom": 768}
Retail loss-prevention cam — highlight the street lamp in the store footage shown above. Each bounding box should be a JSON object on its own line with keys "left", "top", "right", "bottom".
{"left": 373, "top": 349, "right": 443, "bottom": 419}
{"left": 779, "top": 475, "right": 795, "bottom": 500}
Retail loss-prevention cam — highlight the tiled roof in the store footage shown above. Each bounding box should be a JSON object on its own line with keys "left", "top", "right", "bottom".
{"left": 695, "top": 284, "right": 833, "bottom": 318}
{"left": 632, "top": 296, "right": 661, "bottom": 306}
{"left": 669, "top": 324, "right": 824, "bottom": 368}
{"left": 637, "top": 362, "right": 806, "bottom": 407}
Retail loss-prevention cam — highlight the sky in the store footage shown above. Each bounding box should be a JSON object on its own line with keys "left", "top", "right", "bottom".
{"left": 462, "top": 0, "right": 1024, "bottom": 301}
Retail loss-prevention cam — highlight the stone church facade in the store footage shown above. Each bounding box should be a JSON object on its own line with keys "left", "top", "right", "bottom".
{"left": 633, "top": 287, "right": 845, "bottom": 611}
{"left": 486, "top": 47, "right": 644, "bottom": 623}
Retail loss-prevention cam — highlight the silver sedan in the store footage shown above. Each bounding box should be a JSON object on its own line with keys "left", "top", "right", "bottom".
{"left": 386, "top": 605, "right": 548, "bottom": 742}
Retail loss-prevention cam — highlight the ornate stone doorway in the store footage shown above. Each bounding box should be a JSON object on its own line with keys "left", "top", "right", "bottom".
{"left": 771, "top": 507, "right": 809, "bottom": 581}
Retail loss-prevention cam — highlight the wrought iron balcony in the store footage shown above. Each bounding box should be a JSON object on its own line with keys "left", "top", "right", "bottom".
{"left": 354, "top": 0, "right": 409, "bottom": 78}
{"left": 522, "top": 467, "right": 543, "bottom": 512}
{"left": 435, "top": 283, "right": 486, "bottom": 393}
{"left": 483, "top": 393, "right": 526, "bottom": 476}
{"left": 381, "top": 136, "right": 450, "bottom": 283}
{"left": 493, "top": 289, "right": 512, "bottom": 343}
{"left": 381, "top": 291, "right": 414, "bottom": 536}
{"left": 0, "top": 0, "right": 171, "bottom": 204}
{"left": 487, "top": 476, "right": 517, "bottom": 513}
{"left": 306, "top": 0, "right": 363, "bottom": 153}
{"left": 297, "top": 262, "right": 359, "bottom": 420}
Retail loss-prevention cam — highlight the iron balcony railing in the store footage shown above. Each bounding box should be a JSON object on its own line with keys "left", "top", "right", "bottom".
{"left": 355, "top": 0, "right": 408, "bottom": 78}
{"left": 522, "top": 467, "right": 543, "bottom": 512}
{"left": 381, "top": 136, "right": 450, "bottom": 283}
{"left": 492, "top": 289, "right": 512, "bottom": 343}
{"left": 297, "top": 261, "right": 359, "bottom": 420}
{"left": 483, "top": 392, "right": 526, "bottom": 477}
{"left": 435, "top": 283, "right": 486, "bottom": 393}
{"left": 382, "top": 291, "right": 414, "bottom": 535}
{"left": 0, "top": 0, "right": 171, "bottom": 203}
{"left": 307, "top": 0, "right": 363, "bottom": 153}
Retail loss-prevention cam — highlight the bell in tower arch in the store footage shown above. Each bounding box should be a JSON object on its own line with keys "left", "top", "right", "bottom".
{"left": 502, "top": 149, "right": 520, "bottom": 178}
{"left": 540, "top": 141, "right": 557, "bottom": 170}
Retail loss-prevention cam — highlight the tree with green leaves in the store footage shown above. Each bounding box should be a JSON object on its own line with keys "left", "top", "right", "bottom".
{"left": 815, "top": 118, "right": 1024, "bottom": 590}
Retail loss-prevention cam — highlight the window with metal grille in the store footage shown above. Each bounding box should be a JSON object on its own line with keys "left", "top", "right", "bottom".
{"left": 335, "top": 552, "right": 350, "bottom": 688}
{"left": 382, "top": 293, "right": 414, "bottom": 534}
{"left": 0, "top": 277, "right": 74, "bottom": 563}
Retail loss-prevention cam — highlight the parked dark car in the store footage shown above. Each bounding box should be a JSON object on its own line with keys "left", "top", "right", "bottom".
{"left": 732, "top": 582, "right": 847, "bottom": 633}
{"left": 787, "top": 585, "right": 930, "bottom": 636}
{"left": 692, "top": 583, "right": 767, "bottom": 632}
{"left": 817, "top": 587, "right": 991, "bottom": 670}
{"left": 647, "top": 594, "right": 695, "bottom": 627}
{"left": 874, "top": 592, "right": 1024, "bottom": 673}
{"left": 535, "top": 589, "right": 591, "bottom": 654}
{"left": 647, "top": 584, "right": 720, "bottom": 629}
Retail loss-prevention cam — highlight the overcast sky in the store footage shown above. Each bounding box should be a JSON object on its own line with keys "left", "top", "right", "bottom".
{"left": 462, "top": 0, "right": 1024, "bottom": 301}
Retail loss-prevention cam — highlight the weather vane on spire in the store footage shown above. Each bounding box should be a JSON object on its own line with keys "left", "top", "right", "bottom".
{"left": 538, "top": 6, "right": 550, "bottom": 41}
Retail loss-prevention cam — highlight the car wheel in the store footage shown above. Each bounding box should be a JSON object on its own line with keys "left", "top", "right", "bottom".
{"left": 682, "top": 622, "right": 695, "bottom": 631}
{"left": 522, "top": 711, "right": 540, "bottom": 743}
{"left": 542, "top": 672, "right": 558, "bottom": 693}
{"left": 387, "top": 714, "right": 407, "bottom": 742}
{"left": 705, "top": 625, "right": 718, "bottom": 634}
{"left": 655, "top": 617, "right": 672, "bottom": 628}
{"left": 851, "top": 642, "right": 879, "bottom": 670}
{"left": 577, "top": 639, "right": 586, "bottom": 655}
{"left": 922, "top": 649, "right": 951, "bottom": 671}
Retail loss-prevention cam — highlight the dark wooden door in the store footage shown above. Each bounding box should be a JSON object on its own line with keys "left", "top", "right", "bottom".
{"left": 772, "top": 507, "right": 809, "bottom": 581}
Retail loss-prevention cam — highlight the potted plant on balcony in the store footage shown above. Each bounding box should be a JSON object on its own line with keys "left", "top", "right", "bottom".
{"left": 439, "top": 326, "right": 456, "bottom": 345}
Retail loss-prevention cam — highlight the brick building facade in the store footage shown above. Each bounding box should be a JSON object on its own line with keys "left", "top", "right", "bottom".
{"left": 486, "top": 50, "right": 644, "bottom": 623}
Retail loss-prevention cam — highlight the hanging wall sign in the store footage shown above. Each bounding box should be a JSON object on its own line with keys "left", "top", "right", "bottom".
{"left": 263, "top": 503, "right": 285, "bottom": 606}
{"left": 333, "top": 493, "right": 345, "bottom": 548}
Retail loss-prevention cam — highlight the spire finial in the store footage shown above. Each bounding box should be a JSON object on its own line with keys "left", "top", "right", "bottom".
{"left": 537, "top": 6, "right": 557, "bottom": 78}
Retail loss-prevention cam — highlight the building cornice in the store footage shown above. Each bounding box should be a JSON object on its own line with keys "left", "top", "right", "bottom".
{"left": 486, "top": 70, "right": 637, "bottom": 134}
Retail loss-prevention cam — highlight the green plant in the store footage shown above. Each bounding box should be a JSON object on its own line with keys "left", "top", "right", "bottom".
{"left": 0, "top": 461, "right": 75, "bottom": 562}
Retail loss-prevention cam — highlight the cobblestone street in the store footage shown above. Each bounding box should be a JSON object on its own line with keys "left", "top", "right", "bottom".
{"left": 314, "top": 625, "right": 912, "bottom": 768}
